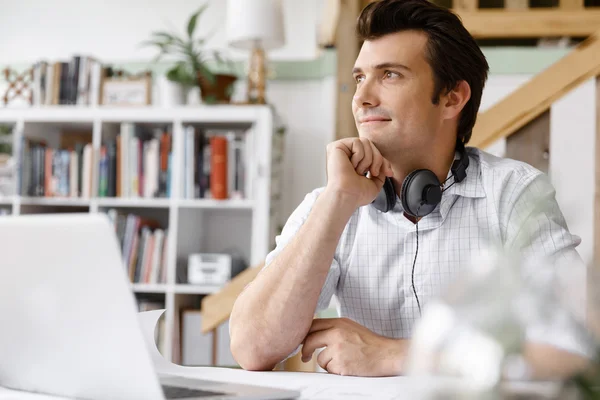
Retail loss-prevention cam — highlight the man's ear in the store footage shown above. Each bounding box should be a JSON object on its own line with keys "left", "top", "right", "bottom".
{"left": 442, "top": 80, "right": 471, "bottom": 121}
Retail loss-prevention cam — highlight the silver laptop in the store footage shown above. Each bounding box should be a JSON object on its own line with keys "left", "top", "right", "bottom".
{"left": 0, "top": 213, "right": 299, "bottom": 400}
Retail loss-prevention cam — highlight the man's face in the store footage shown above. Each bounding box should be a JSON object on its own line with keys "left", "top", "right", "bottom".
{"left": 352, "top": 30, "right": 443, "bottom": 157}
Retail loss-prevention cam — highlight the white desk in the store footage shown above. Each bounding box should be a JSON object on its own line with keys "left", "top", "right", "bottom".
{"left": 0, "top": 368, "right": 562, "bottom": 400}
{"left": 0, "top": 311, "right": 562, "bottom": 400}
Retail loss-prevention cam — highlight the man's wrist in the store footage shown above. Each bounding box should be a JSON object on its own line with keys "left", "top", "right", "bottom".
{"left": 321, "top": 187, "right": 360, "bottom": 215}
{"left": 386, "top": 338, "right": 409, "bottom": 376}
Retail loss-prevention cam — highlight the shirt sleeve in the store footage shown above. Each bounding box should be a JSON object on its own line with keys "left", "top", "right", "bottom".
{"left": 502, "top": 172, "right": 594, "bottom": 358}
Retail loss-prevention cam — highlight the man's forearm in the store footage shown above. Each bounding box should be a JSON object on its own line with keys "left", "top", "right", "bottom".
{"left": 230, "top": 189, "right": 357, "bottom": 370}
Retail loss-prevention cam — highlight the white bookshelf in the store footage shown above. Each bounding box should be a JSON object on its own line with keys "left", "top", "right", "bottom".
{"left": 0, "top": 104, "right": 281, "bottom": 365}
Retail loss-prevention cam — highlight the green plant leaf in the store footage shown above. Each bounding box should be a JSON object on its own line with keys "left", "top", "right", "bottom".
{"left": 187, "top": 4, "right": 208, "bottom": 38}
{"left": 203, "top": 94, "right": 218, "bottom": 104}
{"left": 197, "top": 63, "right": 216, "bottom": 85}
{"left": 138, "top": 39, "right": 163, "bottom": 48}
{"left": 151, "top": 31, "right": 177, "bottom": 41}
{"left": 166, "top": 62, "right": 196, "bottom": 86}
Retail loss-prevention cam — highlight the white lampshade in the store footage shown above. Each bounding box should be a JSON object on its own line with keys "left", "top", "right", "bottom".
{"left": 226, "top": 0, "right": 285, "bottom": 50}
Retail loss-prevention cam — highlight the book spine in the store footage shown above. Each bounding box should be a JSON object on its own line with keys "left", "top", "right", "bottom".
{"left": 107, "top": 140, "right": 116, "bottom": 197}
{"left": 210, "top": 136, "right": 228, "bottom": 200}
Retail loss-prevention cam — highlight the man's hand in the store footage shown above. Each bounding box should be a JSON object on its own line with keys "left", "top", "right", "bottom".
{"left": 301, "top": 317, "right": 408, "bottom": 377}
{"left": 325, "top": 138, "right": 393, "bottom": 209}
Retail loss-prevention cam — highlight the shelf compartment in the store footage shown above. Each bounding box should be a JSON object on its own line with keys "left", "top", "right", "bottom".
{"left": 177, "top": 199, "right": 254, "bottom": 209}
{"left": 131, "top": 283, "right": 169, "bottom": 293}
{"left": 20, "top": 197, "right": 91, "bottom": 206}
{"left": 173, "top": 284, "right": 220, "bottom": 295}
{"left": 97, "top": 197, "right": 172, "bottom": 208}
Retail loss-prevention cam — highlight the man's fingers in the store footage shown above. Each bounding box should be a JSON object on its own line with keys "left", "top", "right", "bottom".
{"left": 368, "top": 141, "right": 383, "bottom": 177}
{"left": 349, "top": 140, "right": 365, "bottom": 170}
{"left": 301, "top": 328, "right": 336, "bottom": 362}
{"left": 355, "top": 138, "right": 373, "bottom": 175}
{"left": 317, "top": 347, "right": 334, "bottom": 372}
{"left": 371, "top": 173, "right": 387, "bottom": 192}
{"left": 384, "top": 158, "right": 393, "bottom": 177}
{"left": 308, "top": 318, "right": 339, "bottom": 334}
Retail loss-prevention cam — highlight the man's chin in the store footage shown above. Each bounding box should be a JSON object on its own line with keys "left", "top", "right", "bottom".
{"left": 358, "top": 126, "right": 394, "bottom": 142}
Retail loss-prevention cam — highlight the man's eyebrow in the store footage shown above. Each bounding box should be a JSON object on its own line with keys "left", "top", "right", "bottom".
{"left": 352, "top": 63, "right": 411, "bottom": 74}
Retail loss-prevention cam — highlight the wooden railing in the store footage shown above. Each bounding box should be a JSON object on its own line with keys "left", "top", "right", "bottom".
{"left": 471, "top": 28, "right": 600, "bottom": 148}
{"left": 360, "top": 0, "right": 600, "bottom": 38}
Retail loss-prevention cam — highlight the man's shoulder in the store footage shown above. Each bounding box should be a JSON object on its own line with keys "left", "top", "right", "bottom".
{"left": 469, "top": 147, "right": 545, "bottom": 192}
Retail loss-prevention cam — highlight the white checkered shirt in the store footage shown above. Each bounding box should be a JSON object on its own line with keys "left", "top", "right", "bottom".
{"left": 264, "top": 147, "right": 589, "bottom": 355}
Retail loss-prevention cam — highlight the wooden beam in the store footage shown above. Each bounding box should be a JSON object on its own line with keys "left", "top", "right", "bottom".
{"left": 595, "top": 77, "right": 600, "bottom": 271}
{"left": 200, "top": 264, "right": 263, "bottom": 333}
{"left": 560, "top": 0, "right": 584, "bottom": 10}
{"left": 470, "top": 30, "right": 600, "bottom": 149}
{"left": 318, "top": 0, "right": 341, "bottom": 48}
{"left": 361, "top": 0, "right": 377, "bottom": 8}
{"left": 211, "top": 329, "right": 218, "bottom": 366}
{"left": 591, "top": 77, "right": 600, "bottom": 337}
{"left": 505, "top": 111, "right": 550, "bottom": 174}
{"left": 504, "top": 0, "right": 529, "bottom": 9}
{"left": 456, "top": 9, "right": 600, "bottom": 38}
{"left": 336, "top": 0, "right": 361, "bottom": 140}
{"left": 453, "top": 0, "right": 478, "bottom": 11}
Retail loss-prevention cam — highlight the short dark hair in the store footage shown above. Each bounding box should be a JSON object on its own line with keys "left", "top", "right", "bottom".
{"left": 357, "top": 0, "right": 489, "bottom": 145}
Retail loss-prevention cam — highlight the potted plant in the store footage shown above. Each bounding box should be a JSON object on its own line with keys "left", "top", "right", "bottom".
{"left": 141, "top": 4, "right": 238, "bottom": 104}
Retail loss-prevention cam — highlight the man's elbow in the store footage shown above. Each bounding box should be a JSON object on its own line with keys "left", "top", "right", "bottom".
{"left": 230, "top": 331, "right": 280, "bottom": 371}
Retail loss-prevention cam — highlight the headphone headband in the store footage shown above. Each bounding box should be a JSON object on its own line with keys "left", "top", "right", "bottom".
{"left": 449, "top": 143, "right": 469, "bottom": 183}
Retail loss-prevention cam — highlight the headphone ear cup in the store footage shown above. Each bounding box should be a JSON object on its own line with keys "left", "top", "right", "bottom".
{"left": 371, "top": 178, "right": 396, "bottom": 212}
{"left": 371, "top": 177, "right": 396, "bottom": 212}
{"left": 401, "top": 169, "right": 441, "bottom": 217}
{"left": 401, "top": 170, "right": 419, "bottom": 216}
{"left": 383, "top": 177, "right": 396, "bottom": 212}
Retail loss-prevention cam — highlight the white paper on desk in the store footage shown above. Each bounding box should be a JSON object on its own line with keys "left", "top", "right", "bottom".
{"left": 135, "top": 311, "right": 491, "bottom": 400}
{"left": 137, "top": 310, "right": 186, "bottom": 376}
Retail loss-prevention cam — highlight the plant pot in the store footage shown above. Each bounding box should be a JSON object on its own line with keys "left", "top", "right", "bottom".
{"left": 155, "top": 75, "right": 189, "bottom": 107}
{"left": 198, "top": 73, "right": 237, "bottom": 104}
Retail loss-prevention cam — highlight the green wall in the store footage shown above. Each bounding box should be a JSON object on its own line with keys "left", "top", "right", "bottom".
{"left": 0, "top": 47, "right": 571, "bottom": 83}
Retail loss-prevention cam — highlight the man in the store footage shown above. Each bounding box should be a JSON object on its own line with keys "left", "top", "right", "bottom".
{"left": 229, "top": 0, "right": 590, "bottom": 378}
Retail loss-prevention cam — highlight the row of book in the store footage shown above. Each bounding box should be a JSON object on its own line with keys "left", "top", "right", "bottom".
{"left": 113, "top": 123, "right": 172, "bottom": 199}
{"left": 183, "top": 126, "right": 247, "bottom": 200}
{"left": 107, "top": 209, "right": 168, "bottom": 284}
{"left": 18, "top": 137, "right": 94, "bottom": 198}
{"left": 32, "top": 56, "right": 103, "bottom": 106}
{"left": 16, "top": 124, "right": 250, "bottom": 200}
{"left": 17, "top": 123, "right": 173, "bottom": 199}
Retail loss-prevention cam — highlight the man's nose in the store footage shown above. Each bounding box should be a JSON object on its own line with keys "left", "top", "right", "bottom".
{"left": 353, "top": 79, "right": 379, "bottom": 108}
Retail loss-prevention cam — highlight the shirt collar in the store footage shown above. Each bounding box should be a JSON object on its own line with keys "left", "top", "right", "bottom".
{"left": 440, "top": 147, "right": 485, "bottom": 199}
{"left": 438, "top": 147, "right": 485, "bottom": 221}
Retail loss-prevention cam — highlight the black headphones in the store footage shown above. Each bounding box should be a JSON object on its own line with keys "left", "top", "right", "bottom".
{"left": 371, "top": 144, "right": 470, "bottom": 217}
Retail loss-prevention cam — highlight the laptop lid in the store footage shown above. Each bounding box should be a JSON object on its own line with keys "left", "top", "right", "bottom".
{"left": 0, "top": 213, "right": 165, "bottom": 400}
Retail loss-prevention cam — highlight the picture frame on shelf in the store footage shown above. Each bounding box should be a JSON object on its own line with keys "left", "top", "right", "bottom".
{"left": 101, "top": 74, "right": 152, "bottom": 106}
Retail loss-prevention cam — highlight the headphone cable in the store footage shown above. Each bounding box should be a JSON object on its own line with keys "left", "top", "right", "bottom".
{"left": 411, "top": 206, "right": 422, "bottom": 317}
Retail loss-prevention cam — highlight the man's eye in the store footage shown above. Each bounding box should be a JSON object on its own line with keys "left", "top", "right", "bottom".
{"left": 354, "top": 75, "right": 365, "bottom": 83}
{"left": 385, "top": 71, "right": 400, "bottom": 79}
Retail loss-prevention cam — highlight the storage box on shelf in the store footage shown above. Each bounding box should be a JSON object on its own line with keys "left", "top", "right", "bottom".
{"left": 0, "top": 105, "right": 282, "bottom": 366}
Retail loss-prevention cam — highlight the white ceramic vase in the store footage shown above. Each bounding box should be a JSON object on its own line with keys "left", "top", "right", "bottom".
{"left": 155, "top": 75, "right": 189, "bottom": 107}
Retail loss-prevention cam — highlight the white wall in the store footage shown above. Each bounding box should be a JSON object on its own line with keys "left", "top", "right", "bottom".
{"left": 264, "top": 77, "right": 336, "bottom": 220}
{"left": 550, "top": 79, "right": 596, "bottom": 267}
{"left": 0, "top": 0, "right": 322, "bottom": 64}
{"left": 479, "top": 75, "right": 533, "bottom": 158}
